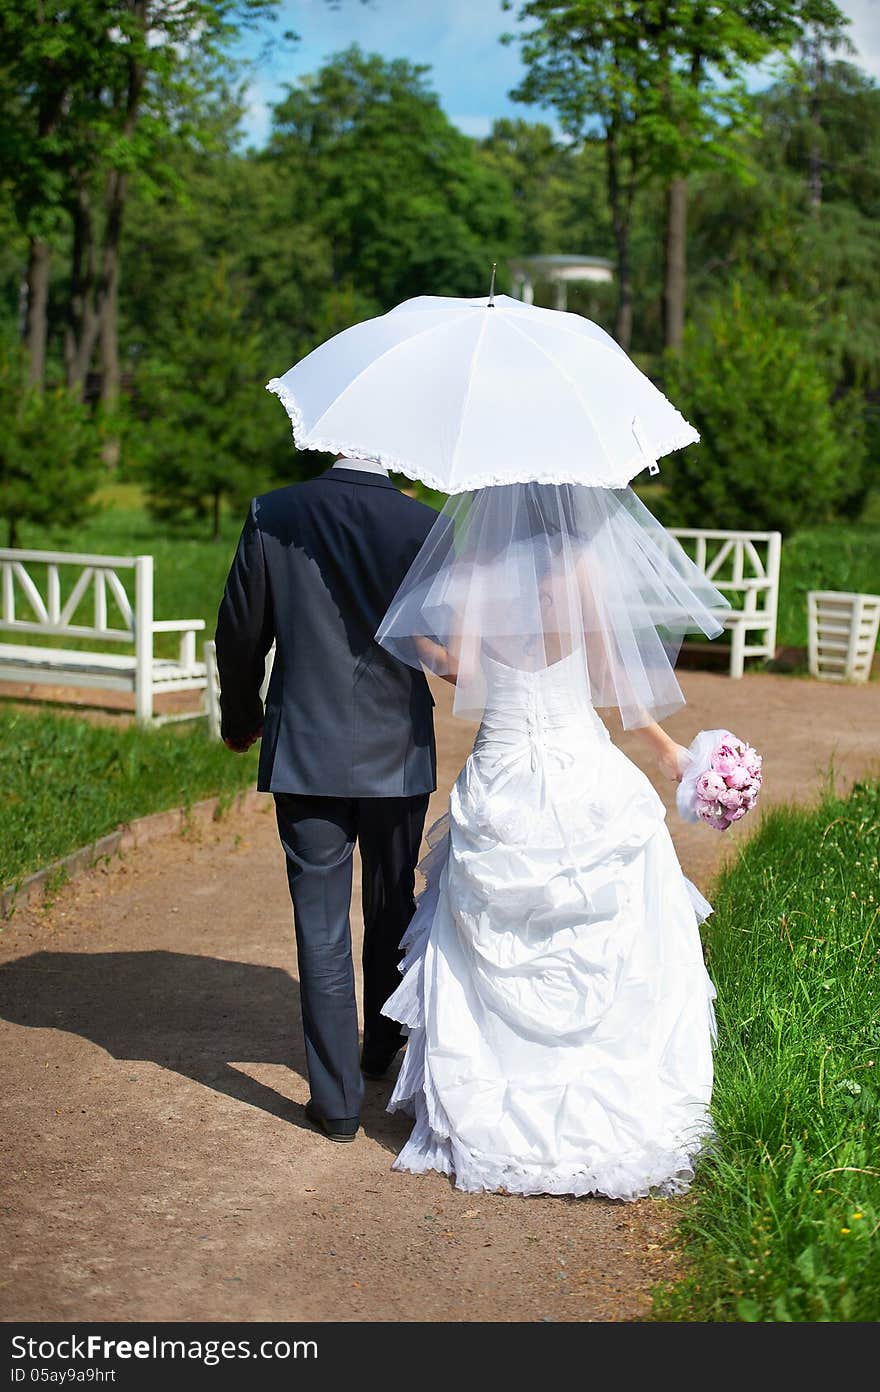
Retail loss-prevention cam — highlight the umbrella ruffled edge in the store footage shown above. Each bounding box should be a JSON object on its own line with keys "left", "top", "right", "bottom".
{"left": 266, "top": 377, "right": 699, "bottom": 495}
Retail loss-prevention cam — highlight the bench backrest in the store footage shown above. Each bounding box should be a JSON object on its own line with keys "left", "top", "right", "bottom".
{"left": 667, "top": 529, "right": 782, "bottom": 611}
{"left": 0, "top": 549, "right": 153, "bottom": 645}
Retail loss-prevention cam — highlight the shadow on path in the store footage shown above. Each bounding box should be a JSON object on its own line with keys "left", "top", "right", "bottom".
{"left": 0, "top": 949, "right": 400, "bottom": 1148}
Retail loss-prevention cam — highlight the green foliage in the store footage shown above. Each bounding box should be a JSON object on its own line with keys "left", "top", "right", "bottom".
{"left": 0, "top": 0, "right": 280, "bottom": 238}
{"left": 505, "top": 0, "right": 807, "bottom": 167}
{"left": 133, "top": 262, "right": 295, "bottom": 539}
{"left": 503, "top": 0, "right": 849, "bottom": 345}
{"left": 688, "top": 69, "right": 880, "bottom": 395}
{"left": 0, "top": 707, "right": 258, "bottom": 888}
{"left": 0, "top": 346, "right": 102, "bottom": 546}
{"left": 478, "top": 119, "right": 587, "bottom": 256}
{"left": 662, "top": 286, "right": 858, "bottom": 533}
{"left": 266, "top": 46, "right": 518, "bottom": 313}
{"left": 653, "top": 779, "right": 880, "bottom": 1322}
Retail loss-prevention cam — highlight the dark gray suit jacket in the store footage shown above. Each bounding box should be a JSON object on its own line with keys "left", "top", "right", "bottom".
{"left": 215, "top": 467, "right": 439, "bottom": 797}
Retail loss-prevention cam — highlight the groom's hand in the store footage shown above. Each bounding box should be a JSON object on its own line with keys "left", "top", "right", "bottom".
{"left": 224, "top": 724, "right": 263, "bottom": 753}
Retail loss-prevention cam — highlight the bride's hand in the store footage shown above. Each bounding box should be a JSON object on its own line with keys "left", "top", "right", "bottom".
{"left": 658, "top": 741, "right": 689, "bottom": 783}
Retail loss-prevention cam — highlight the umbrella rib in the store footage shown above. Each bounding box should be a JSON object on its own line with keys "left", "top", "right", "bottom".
{"left": 504, "top": 308, "right": 630, "bottom": 364}
{"left": 502, "top": 316, "right": 613, "bottom": 464}
{"left": 447, "top": 311, "right": 490, "bottom": 491}
{"left": 304, "top": 313, "right": 472, "bottom": 444}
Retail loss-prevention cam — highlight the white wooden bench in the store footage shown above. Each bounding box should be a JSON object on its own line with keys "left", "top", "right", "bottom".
{"left": 0, "top": 548, "right": 208, "bottom": 724}
{"left": 668, "top": 529, "right": 782, "bottom": 678}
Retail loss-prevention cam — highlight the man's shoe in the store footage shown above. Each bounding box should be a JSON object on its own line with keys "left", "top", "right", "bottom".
{"left": 304, "top": 1099, "right": 359, "bottom": 1143}
{"left": 360, "top": 1042, "right": 404, "bottom": 1081}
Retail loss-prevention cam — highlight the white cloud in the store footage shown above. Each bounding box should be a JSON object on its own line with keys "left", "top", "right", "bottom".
{"left": 839, "top": 0, "right": 880, "bottom": 79}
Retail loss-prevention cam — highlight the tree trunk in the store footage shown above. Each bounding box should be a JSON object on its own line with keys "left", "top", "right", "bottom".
{"left": 66, "top": 1, "right": 145, "bottom": 400}
{"left": 614, "top": 228, "right": 633, "bottom": 351}
{"left": 65, "top": 186, "right": 99, "bottom": 392}
{"left": 212, "top": 490, "right": 222, "bottom": 542}
{"left": 100, "top": 260, "right": 122, "bottom": 467}
{"left": 24, "top": 238, "right": 51, "bottom": 389}
{"left": 606, "top": 131, "right": 633, "bottom": 350}
{"left": 98, "top": 173, "right": 125, "bottom": 409}
{"left": 9, "top": 517, "right": 20, "bottom": 548}
{"left": 663, "top": 176, "right": 688, "bottom": 351}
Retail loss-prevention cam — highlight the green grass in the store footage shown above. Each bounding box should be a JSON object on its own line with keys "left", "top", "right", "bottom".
{"left": 1, "top": 707, "right": 259, "bottom": 888}
{"left": 654, "top": 778, "right": 880, "bottom": 1322}
{"left": 6, "top": 486, "right": 244, "bottom": 659}
{"left": 6, "top": 485, "right": 879, "bottom": 655}
{"left": 777, "top": 522, "right": 880, "bottom": 652}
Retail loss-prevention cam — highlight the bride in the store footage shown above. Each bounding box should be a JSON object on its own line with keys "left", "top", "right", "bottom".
{"left": 375, "top": 479, "right": 729, "bottom": 1202}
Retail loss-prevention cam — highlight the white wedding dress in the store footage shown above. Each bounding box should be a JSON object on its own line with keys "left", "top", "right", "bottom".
{"left": 382, "top": 649, "right": 717, "bottom": 1202}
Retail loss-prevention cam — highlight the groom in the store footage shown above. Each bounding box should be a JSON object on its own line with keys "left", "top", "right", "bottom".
{"left": 215, "top": 455, "right": 438, "bottom": 1142}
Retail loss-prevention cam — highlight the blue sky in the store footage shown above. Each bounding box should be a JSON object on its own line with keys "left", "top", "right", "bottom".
{"left": 237, "top": 0, "right": 880, "bottom": 148}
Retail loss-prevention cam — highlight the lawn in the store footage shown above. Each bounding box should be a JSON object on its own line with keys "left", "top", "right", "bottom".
{"left": 1, "top": 486, "right": 876, "bottom": 889}
{"left": 654, "top": 777, "right": 880, "bottom": 1322}
{"left": 6, "top": 483, "right": 877, "bottom": 655}
{"left": 777, "top": 520, "right": 880, "bottom": 651}
{"left": 1, "top": 707, "right": 259, "bottom": 889}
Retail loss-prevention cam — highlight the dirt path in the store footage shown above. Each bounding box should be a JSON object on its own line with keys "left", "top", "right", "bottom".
{"left": 1, "top": 671, "right": 878, "bottom": 1323}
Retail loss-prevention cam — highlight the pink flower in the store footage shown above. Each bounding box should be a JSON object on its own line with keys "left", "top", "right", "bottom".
{"left": 719, "top": 787, "right": 743, "bottom": 810}
{"left": 684, "top": 731, "right": 763, "bottom": 833}
{"left": 697, "top": 770, "right": 726, "bottom": 800}
{"left": 711, "top": 747, "right": 739, "bottom": 777}
{"left": 727, "top": 764, "right": 752, "bottom": 790}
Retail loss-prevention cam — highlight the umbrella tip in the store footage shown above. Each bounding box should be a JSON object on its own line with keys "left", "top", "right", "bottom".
{"left": 488, "top": 263, "right": 497, "bottom": 308}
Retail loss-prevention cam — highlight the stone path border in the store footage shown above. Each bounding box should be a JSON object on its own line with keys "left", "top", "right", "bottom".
{"left": 1, "top": 788, "right": 263, "bottom": 920}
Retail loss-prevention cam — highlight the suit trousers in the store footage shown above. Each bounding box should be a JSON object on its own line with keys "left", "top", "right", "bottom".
{"left": 274, "top": 791, "right": 430, "bottom": 1120}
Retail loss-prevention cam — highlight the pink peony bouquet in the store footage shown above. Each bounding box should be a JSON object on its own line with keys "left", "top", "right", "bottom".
{"left": 676, "top": 728, "right": 763, "bottom": 832}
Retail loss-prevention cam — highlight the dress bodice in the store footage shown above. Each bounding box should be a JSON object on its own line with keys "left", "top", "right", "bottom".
{"left": 477, "top": 648, "right": 608, "bottom": 751}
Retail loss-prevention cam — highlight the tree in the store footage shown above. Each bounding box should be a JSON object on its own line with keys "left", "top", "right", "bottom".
{"left": 661, "top": 285, "right": 857, "bottom": 533}
{"left": 687, "top": 62, "right": 880, "bottom": 393}
{"left": 649, "top": 1, "right": 849, "bottom": 349}
{"left": 479, "top": 118, "right": 588, "bottom": 255}
{"left": 503, "top": 1, "right": 849, "bottom": 349}
{"left": 0, "top": 347, "right": 102, "bottom": 547}
{"left": 135, "top": 264, "right": 290, "bottom": 539}
{"left": 266, "top": 47, "right": 518, "bottom": 316}
{"left": 0, "top": 1, "right": 279, "bottom": 396}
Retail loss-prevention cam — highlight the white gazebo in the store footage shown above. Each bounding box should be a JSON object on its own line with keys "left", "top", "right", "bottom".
{"left": 509, "top": 254, "right": 614, "bottom": 311}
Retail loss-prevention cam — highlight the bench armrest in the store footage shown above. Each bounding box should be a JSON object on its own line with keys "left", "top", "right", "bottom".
{"left": 152, "top": 619, "right": 207, "bottom": 633}
{"left": 712, "top": 579, "right": 774, "bottom": 592}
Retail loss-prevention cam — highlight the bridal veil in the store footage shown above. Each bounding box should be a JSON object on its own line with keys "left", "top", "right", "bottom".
{"left": 376, "top": 481, "right": 730, "bottom": 730}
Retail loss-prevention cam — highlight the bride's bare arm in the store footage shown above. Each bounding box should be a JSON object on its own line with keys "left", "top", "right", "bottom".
{"left": 632, "top": 720, "right": 688, "bottom": 782}
{"left": 413, "top": 633, "right": 459, "bottom": 685}
{"left": 575, "top": 553, "right": 686, "bottom": 781}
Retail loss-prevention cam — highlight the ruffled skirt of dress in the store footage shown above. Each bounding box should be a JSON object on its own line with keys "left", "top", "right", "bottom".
{"left": 382, "top": 718, "right": 718, "bottom": 1203}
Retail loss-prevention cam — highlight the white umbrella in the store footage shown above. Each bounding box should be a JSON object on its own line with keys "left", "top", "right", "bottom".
{"left": 267, "top": 291, "right": 698, "bottom": 493}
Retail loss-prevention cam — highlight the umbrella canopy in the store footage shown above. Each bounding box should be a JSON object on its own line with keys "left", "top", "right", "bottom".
{"left": 267, "top": 293, "right": 698, "bottom": 493}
